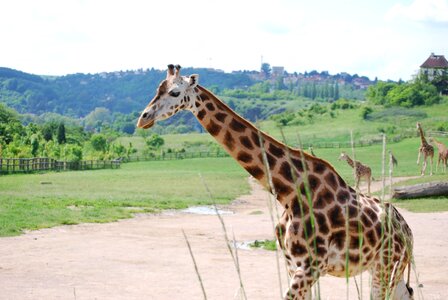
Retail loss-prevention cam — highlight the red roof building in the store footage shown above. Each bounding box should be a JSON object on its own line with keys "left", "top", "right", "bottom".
{"left": 420, "top": 53, "right": 448, "bottom": 80}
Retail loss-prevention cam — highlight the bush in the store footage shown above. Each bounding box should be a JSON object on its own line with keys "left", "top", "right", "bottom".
{"left": 367, "top": 81, "right": 441, "bottom": 107}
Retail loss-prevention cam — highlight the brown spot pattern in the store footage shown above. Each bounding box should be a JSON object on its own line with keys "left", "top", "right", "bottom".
{"left": 214, "top": 112, "right": 227, "bottom": 123}
{"left": 197, "top": 109, "right": 206, "bottom": 120}
{"left": 239, "top": 136, "right": 254, "bottom": 150}
{"left": 245, "top": 165, "right": 264, "bottom": 179}
{"left": 325, "top": 172, "right": 338, "bottom": 191}
{"left": 206, "top": 120, "right": 221, "bottom": 136}
{"left": 279, "top": 161, "right": 294, "bottom": 182}
{"left": 272, "top": 178, "right": 293, "bottom": 196}
{"left": 237, "top": 151, "right": 252, "bottom": 163}
{"left": 269, "top": 143, "right": 285, "bottom": 157}
{"left": 205, "top": 102, "right": 215, "bottom": 111}
{"left": 251, "top": 131, "right": 261, "bottom": 147}
{"left": 224, "top": 131, "right": 235, "bottom": 151}
{"left": 331, "top": 230, "right": 345, "bottom": 250}
{"left": 336, "top": 189, "right": 350, "bottom": 204}
{"left": 329, "top": 205, "right": 345, "bottom": 228}
{"left": 229, "top": 119, "right": 246, "bottom": 132}
{"left": 315, "top": 213, "right": 330, "bottom": 235}
{"left": 313, "top": 161, "right": 326, "bottom": 174}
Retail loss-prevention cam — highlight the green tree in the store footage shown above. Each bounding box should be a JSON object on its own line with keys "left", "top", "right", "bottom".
{"left": 84, "top": 107, "right": 112, "bottom": 132}
{"left": 57, "top": 123, "right": 66, "bottom": 144}
{"left": 42, "top": 122, "right": 58, "bottom": 142}
{"left": 360, "top": 106, "right": 373, "bottom": 120}
{"left": 366, "top": 81, "right": 397, "bottom": 105}
{"left": 90, "top": 134, "right": 108, "bottom": 152}
{"left": 30, "top": 134, "right": 40, "bottom": 157}
{"left": 261, "top": 63, "right": 271, "bottom": 79}
{"left": 146, "top": 134, "right": 165, "bottom": 150}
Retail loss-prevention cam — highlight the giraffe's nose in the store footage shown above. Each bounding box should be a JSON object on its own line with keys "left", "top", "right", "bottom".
{"left": 137, "top": 108, "right": 155, "bottom": 129}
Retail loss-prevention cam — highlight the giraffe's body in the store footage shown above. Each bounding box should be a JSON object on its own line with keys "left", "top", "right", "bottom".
{"left": 416, "top": 122, "right": 434, "bottom": 176}
{"left": 338, "top": 152, "right": 373, "bottom": 195}
{"left": 137, "top": 66, "right": 414, "bottom": 300}
{"left": 389, "top": 150, "right": 398, "bottom": 167}
{"left": 429, "top": 137, "right": 448, "bottom": 173}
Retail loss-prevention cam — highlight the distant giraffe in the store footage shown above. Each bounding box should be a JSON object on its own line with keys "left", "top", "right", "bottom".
{"left": 429, "top": 137, "right": 448, "bottom": 173}
{"left": 338, "top": 152, "right": 373, "bottom": 195}
{"left": 416, "top": 122, "right": 434, "bottom": 176}
{"left": 137, "top": 65, "right": 414, "bottom": 300}
{"left": 389, "top": 150, "right": 398, "bottom": 167}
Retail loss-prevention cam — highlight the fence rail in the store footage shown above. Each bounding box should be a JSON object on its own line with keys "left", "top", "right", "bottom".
{"left": 0, "top": 157, "right": 121, "bottom": 175}
{"left": 128, "top": 151, "right": 230, "bottom": 162}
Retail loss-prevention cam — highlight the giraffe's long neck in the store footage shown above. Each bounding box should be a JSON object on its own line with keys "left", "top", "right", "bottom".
{"left": 418, "top": 126, "right": 428, "bottom": 146}
{"left": 433, "top": 139, "right": 446, "bottom": 152}
{"left": 192, "top": 86, "right": 287, "bottom": 188}
{"left": 344, "top": 156, "right": 355, "bottom": 168}
{"left": 190, "top": 86, "right": 347, "bottom": 208}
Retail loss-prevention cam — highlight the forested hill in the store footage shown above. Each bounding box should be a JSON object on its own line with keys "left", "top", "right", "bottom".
{"left": 0, "top": 67, "right": 255, "bottom": 117}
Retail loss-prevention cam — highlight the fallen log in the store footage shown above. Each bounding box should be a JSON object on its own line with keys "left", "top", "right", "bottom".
{"left": 392, "top": 181, "right": 448, "bottom": 199}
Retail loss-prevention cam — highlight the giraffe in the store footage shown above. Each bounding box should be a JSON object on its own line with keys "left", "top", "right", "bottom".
{"left": 389, "top": 150, "right": 398, "bottom": 168}
{"left": 416, "top": 122, "right": 434, "bottom": 176}
{"left": 338, "top": 152, "right": 373, "bottom": 195}
{"left": 137, "top": 65, "right": 414, "bottom": 300}
{"left": 429, "top": 137, "right": 448, "bottom": 173}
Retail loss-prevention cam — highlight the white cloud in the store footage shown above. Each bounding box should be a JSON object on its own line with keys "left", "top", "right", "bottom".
{"left": 386, "top": 0, "right": 448, "bottom": 23}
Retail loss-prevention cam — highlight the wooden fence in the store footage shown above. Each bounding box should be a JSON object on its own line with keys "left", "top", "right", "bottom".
{"left": 129, "top": 151, "right": 229, "bottom": 162}
{"left": 0, "top": 157, "right": 121, "bottom": 175}
{"left": 127, "top": 137, "right": 399, "bottom": 162}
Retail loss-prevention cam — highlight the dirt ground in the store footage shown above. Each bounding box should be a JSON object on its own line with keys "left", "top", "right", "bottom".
{"left": 0, "top": 177, "right": 447, "bottom": 300}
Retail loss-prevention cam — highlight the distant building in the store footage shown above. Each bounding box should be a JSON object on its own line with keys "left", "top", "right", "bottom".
{"left": 420, "top": 53, "right": 448, "bottom": 80}
{"left": 271, "top": 66, "right": 284, "bottom": 77}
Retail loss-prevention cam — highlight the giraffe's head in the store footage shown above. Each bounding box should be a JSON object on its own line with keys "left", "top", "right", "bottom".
{"left": 136, "top": 64, "right": 199, "bottom": 129}
{"left": 338, "top": 152, "right": 349, "bottom": 161}
{"left": 416, "top": 122, "right": 421, "bottom": 130}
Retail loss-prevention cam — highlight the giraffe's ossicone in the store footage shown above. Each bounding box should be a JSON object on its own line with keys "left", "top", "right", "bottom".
{"left": 137, "top": 65, "right": 415, "bottom": 300}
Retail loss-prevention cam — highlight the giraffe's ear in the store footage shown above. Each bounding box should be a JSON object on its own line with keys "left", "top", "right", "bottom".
{"left": 189, "top": 74, "right": 199, "bottom": 88}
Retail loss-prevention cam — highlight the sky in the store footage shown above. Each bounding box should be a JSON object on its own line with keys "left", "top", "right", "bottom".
{"left": 0, "top": 0, "right": 447, "bottom": 81}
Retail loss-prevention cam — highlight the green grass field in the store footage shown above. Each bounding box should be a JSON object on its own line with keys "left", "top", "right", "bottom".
{"left": 0, "top": 158, "right": 249, "bottom": 236}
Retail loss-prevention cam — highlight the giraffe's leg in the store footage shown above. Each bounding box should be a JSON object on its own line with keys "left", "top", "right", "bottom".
{"left": 429, "top": 156, "right": 433, "bottom": 176}
{"left": 371, "top": 263, "right": 395, "bottom": 300}
{"left": 436, "top": 156, "right": 440, "bottom": 173}
{"left": 355, "top": 176, "right": 360, "bottom": 190}
{"left": 416, "top": 150, "right": 421, "bottom": 165}
{"left": 421, "top": 157, "right": 427, "bottom": 176}
{"left": 283, "top": 267, "right": 315, "bottom": 300}
{"left": 391, "top": 279, "right": 414, "bottom": 300}
{"left": 367, "top": 176, "right": 371, "bottom": 195}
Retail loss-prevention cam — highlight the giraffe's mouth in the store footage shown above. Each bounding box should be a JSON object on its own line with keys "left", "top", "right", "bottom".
{"left": 136, "top": 118, "right": 155, "bottom": 129}
{"left": 141, "top": 120, "right": 155, "bottom": 129}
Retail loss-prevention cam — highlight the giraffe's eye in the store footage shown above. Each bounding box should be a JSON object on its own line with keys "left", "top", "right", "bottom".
{"left": 168, "top": 90, "right": 180, "bottom": 97}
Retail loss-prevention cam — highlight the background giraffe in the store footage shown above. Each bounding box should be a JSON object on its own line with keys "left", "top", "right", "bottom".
{"left": 389, "top": 150, "right": 398, "bottom": 167}
{"left": 137, "top": 65, "right": 414, "bottom": 300}
{"left": 429, "top": 137, "right": 448, "bottom": 173}
{"left": 338, "top": 152, "right": 373, "bottom": 195}
{"left": 416, "top": 122, "right": 434, "bottom": 176}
